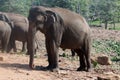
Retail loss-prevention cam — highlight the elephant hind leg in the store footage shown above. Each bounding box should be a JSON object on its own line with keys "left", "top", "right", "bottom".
{"left": 2, "top": 27, "right": 12, "bottom": 53}
{"left": 77, "top": 36, "right": 91, "bottom": 72}
{"left": 12, "top": 41, "right": 17, "bottom": 52}
{"left": 77, "top": 36, "right": 92, "bottom": 72}
{"left": 1, "top": 38, "right": 6, "bottom": 52}
{"left": 84, "top": 37, "right": 91, "bottom": 72}
{"left": 1, "top": 32, "right": 10, "bottom": 52}
{"left": 74, "top": 49, "right": 86, "bottom": 71}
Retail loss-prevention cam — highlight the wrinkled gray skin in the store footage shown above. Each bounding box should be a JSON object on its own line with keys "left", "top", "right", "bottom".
{"left": 0, "top": 20, "right": 11, "bottom": 52}
{"left": 27, "top": 6, "right": 91, "bottom": 72}
{"left": 0, "top": 12, "right": 29, "bottom": 52}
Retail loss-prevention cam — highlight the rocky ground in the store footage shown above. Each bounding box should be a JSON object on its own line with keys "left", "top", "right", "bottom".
{"left": 0, "top": 27, "right": 120, "bottom": 80}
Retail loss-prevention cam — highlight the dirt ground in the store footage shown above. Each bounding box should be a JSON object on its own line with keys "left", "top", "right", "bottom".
{"left": 0, "top": 28, "right": 120, "bottom": 80}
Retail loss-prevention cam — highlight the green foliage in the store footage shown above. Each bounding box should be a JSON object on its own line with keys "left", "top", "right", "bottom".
{"left": 92, "top": 39, "right": 120, "bottom": 61}
{"left": 111, "top": 56, "right": 120, "bottom": 61}
{"left": 0, "top": 0, "right": 120, "bottom": 28}
{"left": 93, "top": 40, "right": 110, "bottom": 53}
{"left": 89, "top": 0, "right": 120, "bottom": 29}
{"left": 108, "top": 40, "right": 120, "bottom": 55}
{"left": 90, "top": 20, "right": 101, "bottom": 26}
{"left": 61, "top": 53, "right": 70, "bottom": 59}
{"left": 108, "top": 23, "right": 120, "bottom": 30}
{"left": 93, "top": 61, "right": 98, "bottom": 68}
{"left": 93, "top": 39, "right": 120, "bottom": 54}
{"left": 62, "top": 53, "right": 67, "bottom": 57}
{"left": 0, "top": 0, "right": 31, "bottom": 16}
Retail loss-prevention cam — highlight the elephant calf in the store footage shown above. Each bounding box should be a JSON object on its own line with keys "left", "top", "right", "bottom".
{"left": 27, "top": 6, "right": 91, "bottom": 72}
{"left": 0, "top": 20, "right": 11, "bottom": 52}
{"left": 0, "top": 12, "right": 29, "bottom": 53}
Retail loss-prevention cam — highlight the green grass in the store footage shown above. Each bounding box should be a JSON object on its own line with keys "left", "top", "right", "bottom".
{"left": 90, "top": 20, "right": 120, "bottom": 30}
{"left": 92, "top": 39, "right": 120, "bottom": 61}
{"left": 89, "top": 20, "right": 101, "bottom": 26}
{"left": 108, "top": 23, "right": 120, "bottom": 30}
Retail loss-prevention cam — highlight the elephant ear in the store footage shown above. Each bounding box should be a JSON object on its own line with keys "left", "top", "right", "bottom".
{"left": 45, "top": 10, "right": 58, "bottom": 24}
{"left": 3, "top": 14, "right": 10, "bottom": 23}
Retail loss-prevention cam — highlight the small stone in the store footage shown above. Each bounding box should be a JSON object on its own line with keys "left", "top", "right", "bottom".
{"left": 58, "top": 70, "right": 68, "bottom": 75}
{"left": 59, "top": 59, "right": 61, "bottom": 62}
{"left": 26, "top": 73, "right": 30, "bottom": 75}
{"left": 0, "top": 56, "right": 3, "bottom": 61}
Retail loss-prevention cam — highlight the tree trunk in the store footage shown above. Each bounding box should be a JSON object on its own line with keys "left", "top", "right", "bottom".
{"left": 105, "top": 20, "right": 108, "bottom": 29}
{"left": 113, "top": 18, "right": 115, "bottom": 29}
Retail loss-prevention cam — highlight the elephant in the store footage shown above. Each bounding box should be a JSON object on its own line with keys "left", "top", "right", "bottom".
{"left": 0, "top": 20, "right": 11, "bottom": 52}
{"left": 0, "top": 12, "right": 40, "bottom": 53}
{"left": 0, "top": 12, "right": 29, "bottom": 52}
{"left": 27, "top": 6, "right": 91, "bottom": 72}
{"left": 8, "top": 19, "right": 39, "bottom": 53}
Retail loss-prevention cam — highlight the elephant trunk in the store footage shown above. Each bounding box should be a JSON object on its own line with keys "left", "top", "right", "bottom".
{"left": 27, "top": 22, "right": 36, "bottom": 69}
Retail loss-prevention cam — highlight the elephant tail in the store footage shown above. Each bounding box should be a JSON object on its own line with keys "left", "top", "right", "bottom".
{"left": 85, "top": 34, "right": 91, "bottom": 56}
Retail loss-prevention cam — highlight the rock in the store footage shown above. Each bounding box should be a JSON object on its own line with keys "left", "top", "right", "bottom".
{"left": 26, "top": 73, "right": 30, "bottom": 75}
{"left": 97, "top": 55, "right": 112, "bottom": 65}
{"left": 58, "top": 70, "right": 68, "bottom": 75}
{"left": 0, "top": 56, "right": 3, "bottom": 61}
{"left": 91, "top": 56, "right": 96, "bottom": 63}
{"left": 91, "top": 54, "right": 112, "bottom": 65}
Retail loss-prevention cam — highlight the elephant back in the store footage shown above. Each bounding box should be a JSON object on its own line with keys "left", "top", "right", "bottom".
{"left": 0, "top": 20, "right": 9, "bottom": 27}
{"left": 0, "top": 20, "right": 11, "bottom": 29}
{"left": 6, "top": 13, "right": 27, "bottom": 23}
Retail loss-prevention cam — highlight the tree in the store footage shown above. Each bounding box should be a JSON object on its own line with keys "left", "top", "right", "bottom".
{"left": 76, "top": 0, "right": 91, "bottom": 19}
{"left": 89, "top": 0, "right": 120, "bottom": 29}
{"left": 0, "top": 0, "right": 31, "bottom": 16}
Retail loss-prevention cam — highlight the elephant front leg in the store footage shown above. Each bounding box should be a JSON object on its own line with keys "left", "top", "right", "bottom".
{"left": 46, "top": 39, "right": 59, "bottom": 72}
{"left": 29, "top": 52, "right": 35, "bottom": 69}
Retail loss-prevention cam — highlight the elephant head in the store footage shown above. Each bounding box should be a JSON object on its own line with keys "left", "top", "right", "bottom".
{"left": 27, "top": 7, "right": 63, "bottom": 69}
{"left": 28, "top": 7, "right": 59, "bottom": 33}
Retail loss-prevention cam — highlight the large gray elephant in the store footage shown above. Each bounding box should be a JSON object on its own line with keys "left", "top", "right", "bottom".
{"left": 0, "top": 12, "right": 29, "bottom": 52}
{"left": 0, "top": 20, "right": 11, "bottom": 52}
{"left": 27, "top": 6, "right": 91, "bottom": 72}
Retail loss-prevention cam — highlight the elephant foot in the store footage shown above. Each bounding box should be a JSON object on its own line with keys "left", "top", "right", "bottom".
{"left": 46, "top": 65, "right": 59, "bottom": 72}
{"left": 29, "top": 64, "right": 35, "bottom": 69}
{"left": 51, "top": 68, "right": 59, "bottom": 72}
{"left": 77, "top": 67, "right": 86, "bottom": 71}
{"left": 86, "top": 68, "right": 92, "bottom": 72}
